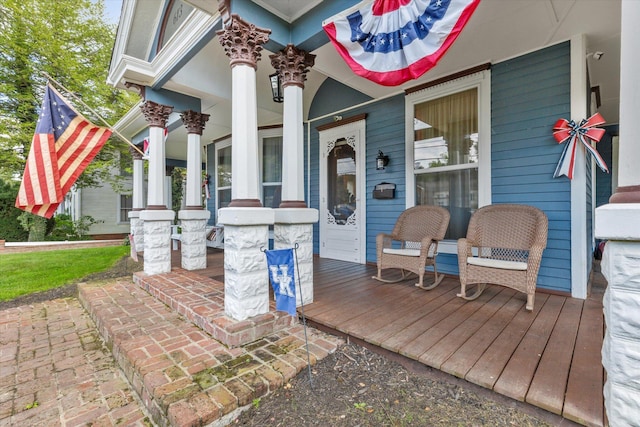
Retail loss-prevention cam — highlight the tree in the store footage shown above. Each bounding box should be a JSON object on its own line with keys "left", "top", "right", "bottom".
{"left": 0, "top": 0, "right": 138, "bottom": 239}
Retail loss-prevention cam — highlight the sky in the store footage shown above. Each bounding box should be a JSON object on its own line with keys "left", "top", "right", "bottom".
{"left": 103, "top": 0, "right": 123, "bottom": 24}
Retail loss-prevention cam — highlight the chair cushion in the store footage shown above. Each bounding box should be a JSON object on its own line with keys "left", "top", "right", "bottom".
{"left": 383, "top": 248, "right": 421, "bottom": 257}
{"left": 466, "top": 257, "right": 527, "bottom": 271}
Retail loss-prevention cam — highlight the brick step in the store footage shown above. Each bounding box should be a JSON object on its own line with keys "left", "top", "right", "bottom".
{"left": 78, "top": 278, "right": 343, "bottom": 427}
{"left": 132, "top": 270, "right": 297, "bottom": 348}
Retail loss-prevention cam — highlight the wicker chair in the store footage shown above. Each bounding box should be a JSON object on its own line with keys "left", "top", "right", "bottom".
{"left": 457, "top": 204, "right": 548, "bottom": 311}
{"left": 372, "top": 205, "right": 450, "bottom": 290}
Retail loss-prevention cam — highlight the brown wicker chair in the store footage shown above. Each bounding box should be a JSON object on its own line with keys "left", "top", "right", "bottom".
{"left": 372, "top": 205, "right": 450, "bottom": 290}
{"left": 457, "top": 204, "right": 548, "bottom": 311}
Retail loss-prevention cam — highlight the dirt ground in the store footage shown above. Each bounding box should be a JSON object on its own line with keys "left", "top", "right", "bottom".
{"left": 2, "top": 256, "right": 573, "bottom": 426}
{"left": 229, "top": 340, "right": 569, "bottom": 427}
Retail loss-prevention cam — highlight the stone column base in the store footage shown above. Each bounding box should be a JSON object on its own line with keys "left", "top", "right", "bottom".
{"left": 178, "top": 209, "right": 211, "bottom": 270}
{"left": 274, "top": 208, "right": 319, "bottom": 306}
{"left": 140, "top": 209, "right": 175, "bottom": 275}
{"left": 128, "top": 211, "right": 144, "bottom": 253}
{"left": 596, "top": 203, "right": 640, "bottom": 425}
{"left": 600, "top": 241, "right": 640, "bottom": 425}
{"left": 218, "top": 207, "right": 275, "bottom": 321}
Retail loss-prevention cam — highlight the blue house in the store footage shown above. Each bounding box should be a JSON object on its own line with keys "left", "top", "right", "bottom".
{"left": 109, "top": 0, "right": 621, "bottom": 299}
{"left": 109, "top": 2, "right": 640, "bottom": 424}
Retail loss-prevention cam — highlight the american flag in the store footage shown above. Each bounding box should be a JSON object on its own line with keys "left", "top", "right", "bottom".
{"left": 323, "top": 0, "right": 481, "bottom": 86}
{"left": 15, "top": 84, "right": 112, "bottom": 218}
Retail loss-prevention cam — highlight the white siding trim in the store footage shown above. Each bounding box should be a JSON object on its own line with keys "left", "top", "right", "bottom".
{"left": 570, "top": 34, "right": 589, "bottom": 299}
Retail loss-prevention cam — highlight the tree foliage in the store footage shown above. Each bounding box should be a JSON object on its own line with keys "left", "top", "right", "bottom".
{"left": 0, "top": 0, "right": 137, "bottom": 186}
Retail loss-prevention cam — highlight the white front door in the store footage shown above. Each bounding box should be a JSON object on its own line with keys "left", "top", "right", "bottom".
{"left": 319, "top": 119, "right": 366, "bottom": 263}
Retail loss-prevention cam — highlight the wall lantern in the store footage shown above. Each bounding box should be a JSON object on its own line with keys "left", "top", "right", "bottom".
{"left": 376, "top": 150, "right": 390, "bottom": 170}
{"left": 269, "top": 72, "right": 283, "bottom": 103}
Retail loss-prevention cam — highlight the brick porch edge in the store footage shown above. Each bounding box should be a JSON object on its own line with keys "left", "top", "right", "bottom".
{"left": 78, "top": 277, "right": 343, "bottom": 427}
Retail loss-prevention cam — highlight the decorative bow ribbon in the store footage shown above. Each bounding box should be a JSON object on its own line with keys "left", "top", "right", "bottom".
{"left": 553, "top": 112, "right": 609, "bottom": 179}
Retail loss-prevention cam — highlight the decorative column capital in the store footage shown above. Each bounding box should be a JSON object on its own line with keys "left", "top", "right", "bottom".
{"left": 270, "top": 44, "right": 316, "bottom": 89}
{"left": 180, "top": 110, "right": 210, "bottom": 135}
{"left": 216, "top": 14, "right": 271, "bottom": 69}
{"left": 124, "top": 81, "right": 146, "bottom": 99}
{"left": 140, "top": 101, "right": 173, "bottom": 128}
{"left": 129, "top": 143, "right": 144, "bottom": 161}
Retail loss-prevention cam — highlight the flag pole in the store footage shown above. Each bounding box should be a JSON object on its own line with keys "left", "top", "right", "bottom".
{"left": 41, "top": 71, "right": 145, "bottom": 157}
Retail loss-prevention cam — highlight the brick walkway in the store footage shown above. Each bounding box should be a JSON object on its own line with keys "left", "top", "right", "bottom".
{"left": 0, "top": 275, "right": 343, "bottom": 426}
{"left": 0, "top": 297, "right": 148, "bottom": 426}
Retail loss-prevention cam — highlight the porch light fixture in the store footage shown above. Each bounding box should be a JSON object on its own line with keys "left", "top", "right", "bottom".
{"left": 269, "top": 72, "right": 283, "bottom": 103}
{"left": 376, "top": 150, "right": 389, "bottom": 170}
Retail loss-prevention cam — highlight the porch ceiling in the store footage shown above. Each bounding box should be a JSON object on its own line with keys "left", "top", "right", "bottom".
{"left": 114, "top": 0, "right": 621, "bottom": 162}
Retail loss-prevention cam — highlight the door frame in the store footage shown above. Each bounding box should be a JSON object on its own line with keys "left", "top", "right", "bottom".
{"left": 318, "top": 118, "right": 367, "bottom": 263}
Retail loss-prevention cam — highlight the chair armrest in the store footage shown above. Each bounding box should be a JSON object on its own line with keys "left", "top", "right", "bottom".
{"left": 376, "top": 232, "right": 400, "bottom": 247}
{"left": 457, "top": 238, "right": 474, "bottom": 259}
{"left": 419, "top": 236, "right": 438, "bottom": 257}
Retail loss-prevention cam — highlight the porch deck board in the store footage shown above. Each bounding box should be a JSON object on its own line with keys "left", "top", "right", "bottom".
{"left": 526, "top": 298, "right": 583, "bottom": 414}
{"left": 492, "top": 295, "right": 565, "bottom": 401}
{"left": 464, "top": 293, "right": 550, "bottom": 389}
{"left": 439, "top": 291, "right": 524, "bottom": 378}
{"left": 195, "top": 251, "right": 604, "bottom": 426}
{"left": 562, "top": 297, "right": 605, "bottom": 426}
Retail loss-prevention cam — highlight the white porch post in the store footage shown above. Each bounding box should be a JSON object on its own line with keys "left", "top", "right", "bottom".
{"left": 140, "top": 101, "right": 175, "bottom": 275}
{"left": 217, "top": 13, "right": 274, "bottom": 321}
{"left": 165, "top": 166, "right": 173, "bottom": 210}
{"left": 178, "top": 110, "right": 211, "bottom": 270}
{"left": 595, "top": 1, "right": 640, "bottom": 424}
{"left": 270, "top": 44, "right": 319, "bottom": 305}
{"left": 128, "top": 144, "right": 145, "bottom": 252}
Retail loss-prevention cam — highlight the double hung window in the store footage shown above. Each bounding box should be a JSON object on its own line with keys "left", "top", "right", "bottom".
{"left": 406, "top": 71, "right": 491, "bottom": 249}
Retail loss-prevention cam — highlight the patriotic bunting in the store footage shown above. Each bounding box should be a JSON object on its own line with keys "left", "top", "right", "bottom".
{"left": 322, "top": 0, "right": 481, "bottom": 86}
{"left": 552, "top": 112, "right": 609, "bottom": 180}
{"left": 15, "top": 84, "right": 112, "bottom": 218}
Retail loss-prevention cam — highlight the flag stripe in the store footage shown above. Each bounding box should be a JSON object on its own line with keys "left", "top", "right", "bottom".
{"left": 15, "top": 84, "right": 112, "bottom": 218}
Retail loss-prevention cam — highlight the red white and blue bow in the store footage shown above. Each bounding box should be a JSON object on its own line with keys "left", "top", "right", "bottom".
{"left": 552, "top": 112, "right": 609, "bottom": 179}
{"left": 322, "top": 0, "right": 481, "bottom": 86}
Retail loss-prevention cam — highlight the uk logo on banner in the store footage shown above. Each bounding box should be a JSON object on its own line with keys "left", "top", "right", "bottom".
{"left": 265, "top": 248, "right": 297, "bottom": 316}
{"left": 322, "top": 0, "right": 481, "bottom": 86}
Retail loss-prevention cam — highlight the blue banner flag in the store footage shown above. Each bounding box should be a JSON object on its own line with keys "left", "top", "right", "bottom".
{"left": 265, "top": 248, "right": 297, "bottom": 316}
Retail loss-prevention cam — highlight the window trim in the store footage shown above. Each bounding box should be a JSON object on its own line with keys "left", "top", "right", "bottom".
{"left": 214, "top": 128, "right": 284, "bottom": 212}
{"left": 214, "top": 137, "right": 232, "bottom": 213}
{"left": 405, "top": 70, "right": 492, "bottom": 254}
{"left": 118, "top": 193, "right": 133, "bottom": 224}
{"left": 258, "top": 128, "right": 283, "bottom": 208}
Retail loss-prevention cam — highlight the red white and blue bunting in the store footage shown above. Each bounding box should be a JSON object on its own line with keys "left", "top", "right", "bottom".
{"left": 552, "top": 112, "right": 609, "bottom": 179}
{"left": 322, "top": 0, "right": 481, "bottom": 86}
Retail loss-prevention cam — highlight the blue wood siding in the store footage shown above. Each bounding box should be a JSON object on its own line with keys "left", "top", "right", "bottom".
{"left": 491, "top": 41, "right": 572, "bottom": 293}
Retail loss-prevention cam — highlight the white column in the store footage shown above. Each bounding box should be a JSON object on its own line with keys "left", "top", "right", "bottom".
{"left": 132, "top": 156, "right": 145, "bottom": 210}
{"left": 617, "top": 1, "right": 640, "bottom": 189}
{"left": 165, "top": 167, "right": 173, "bottom": 210}
{"left": 179, "top": 110, "right": 211, "bottom": 270}
{"left": 140, "top": 101, "right": 174, "bottom": 275}
{"left": 595, "top": 1, "right": 640, "bottom": 425}
{"left": 147, "top": 126, "right": 167, "bottom": 207}
{"left": 281, "top": 84, "right": 305, "bottom": 203}
{"left": 231, "top": 64, "right": 260, "bottom": 203}
{"left": 129, "top": 149, "right": 146, "bottom": 252}
{"left": 186, "top": 133, "right": 203, "bottom": 207}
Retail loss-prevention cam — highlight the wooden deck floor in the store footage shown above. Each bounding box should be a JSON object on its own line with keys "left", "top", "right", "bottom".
{"left": 185, "top": 248, "right": 605, "bottom": 427}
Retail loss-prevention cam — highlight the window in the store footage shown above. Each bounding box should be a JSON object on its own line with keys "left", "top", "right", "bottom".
{"left": 216, "top": 141, "right": 232, "bottom": 209}
{"left": 214, "top": 129, "right": 283, "bottom": 211}
{"left": 119, "top": 194, "right": 132, "bottom": 223}
{"left": 260, "top": 133, "right": 283, "bottom": 208}
{"left": 406, "top": 71, "right": 491, "bottom": 250}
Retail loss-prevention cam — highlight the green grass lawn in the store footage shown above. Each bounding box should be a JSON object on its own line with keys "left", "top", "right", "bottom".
{"left": 0, "top": 245, "right": 130, "bottom": 301}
